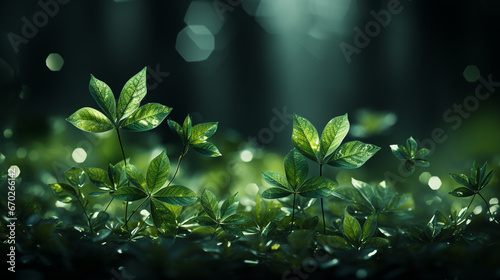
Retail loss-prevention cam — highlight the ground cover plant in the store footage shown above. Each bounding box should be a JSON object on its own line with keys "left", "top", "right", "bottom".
{"left": 2, "top": 68, "right": 500, "bottom": 280}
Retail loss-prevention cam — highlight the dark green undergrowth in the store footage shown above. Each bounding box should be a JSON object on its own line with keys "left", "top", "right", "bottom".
{"left": 1, "top": 68, "right": 500, "bottom": 280}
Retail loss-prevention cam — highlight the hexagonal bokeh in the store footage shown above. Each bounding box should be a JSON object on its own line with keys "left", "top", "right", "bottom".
{"left": 184, "top": 1, "right": 223, "bottom": 35}
{"left": 46, "top": 53, "right": 64, "bottom": 71}
{"left": 463, "top": 65, "right": 480, "bottom": 83}
{"left": 176, "top": 25, "right": 215, "bottom": 62}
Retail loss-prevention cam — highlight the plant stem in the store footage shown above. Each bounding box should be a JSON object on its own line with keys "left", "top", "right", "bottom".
{"left": 116, "top": 128, "right": 127, "bottom": 166}
{"left": 104, "top": 197, "right": 114, "bottom": 212}
{"left": 478, "top": 193, "right": 499, "bottom": 224}
{"left": 291, "top": 192, "right": 296, "bottom": 232}
{"left": 77, "top": 190, "right": 94, "bottom": 235}
{"left": 115, "top": 128, "right": 129, "bottom": 230}
{"left": 319, "top": 164, "right": 326, "bottom": 234}
{"left": 124, "top": 195, "right": 151, "bottom": 227}
{"left": 166, "top": 145, "right": 188, "bottom": 188}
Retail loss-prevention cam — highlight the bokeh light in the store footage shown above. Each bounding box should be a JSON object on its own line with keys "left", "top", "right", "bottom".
{"left": 72, "top": 148, "right": 87, "bottom": 163}
{"left": 46, "top": 53, "right": 64, "bottom": 71}
{"left": 428, "top": 176, "right": 442, "bottom": 190}
{"left": 176, "top": 25, "right": 215, "bottom": 62}
{"left": 463, "top": 65, "right": 480, "bottom": 83}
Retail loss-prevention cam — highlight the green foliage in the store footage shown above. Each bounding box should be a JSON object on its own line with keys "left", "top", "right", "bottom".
{"left": 67, "top": 67, "right": 171, "bottom": 133}
{"left": 333, "top": 178, "right": 412, "bottom": 220}
{"left": 168, "top": 114, "right": 221, "bottom": 157}
{"left": 197, "top": 189, "right": 251, "bottom": 237}
{"left": 292, "top": 113, "right": 380, "bottom": 167}
{"left": 390, "top": 136, "right": 430, "bottom": 174}
{"left": 448, "top": 161, "right": 498, "bottom": 224}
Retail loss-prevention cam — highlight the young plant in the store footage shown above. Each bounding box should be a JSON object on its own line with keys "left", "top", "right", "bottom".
{"left": 292, "top": 113, "right": 380, "bottom": 233}
{"left": 168, "top": 114, "right": 222, "bottom": 158}
{"left": 319, "top": 212, "right": 389, "bottom": 250}
{"left": 66, "top": 67, "right": 172, "bottom": 164}
{"left": 449, "top": 161, "right": 498, "bottom": 224}
{"left": 333, "top": 178, "right": 412, "bottom": 220}
{"left": 390, "top": 136, "right": 430, "bottom": 174}
{"left": 261, "top": 148, "right": 337, "bottom": 231}
{"left": 196, "top": 189, "right": 251, "bottom": 237}
{"left": 49, "top": 167, "right": 110, "bottom": 235}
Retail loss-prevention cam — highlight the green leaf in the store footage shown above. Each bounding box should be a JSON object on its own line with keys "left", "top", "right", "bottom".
{"left": 362, "top": 214, "right": 378, "bottom": 241}
{"left": 147, "top": 150, "right": 170, "bottom": 193}
{"left": 110, "top": 185, "right": 148, "bottom": 201}
{"left": 284, "top": 149, "right": 308, "bottom": 190}
{"left": 262, "top": 187, "right": 293, "bottom": 199}
{"left": 343, "top": 212, "right": 362, "bottom": 246}
{"left": 327, "top": 141, "right": 380, "bottom": 169}
{"left": 85, "top": 167, "right": 112, "bottom": 190}
{"left": 346, "top": 204, "right": 374, "bottom": 217}
{"left": 448, "top": 187, "right": 475, "bottom": 197}
{"left": 414, "top": 148, "right": 430, "bottom": 159}
{"left": 91, "top": 211, "right": 110, "bottom": 229}
{"left": 320, "top": 114, "right": 350, "bottom": 161}
{"left": 200, "top": 189, "right": 219, "bottom": 221}
{"left": 66, "top": 107, "right": 115, "bottom": 133}
{"left": 87, "top": 191, "right": 108, "bottom": 197}
{"left": 197, "top": 215, "right": 217, "bottom": 226}
{"left": 302, "top": 216, "right": 319, "bottom": 230}
{"left": 318, "top": 235, "right": 352, "bottom": 249}
{"left": 390, "top": 145, "right": 408, "bottom": 160}
{"left": 116, "top": 67, "right": 147, "bottom": 121}
{"left": 89, "top": 74, "right": 116, "bottom": 122}
{"left": 414, "top": 159, "right": 430, "bottom": 167}
{"left": 220, "top": 224, "right": 244, "bottom": 236}
{"left": 351, "top": 178, "right": 375, "bottom": 207}
{"left": 153, "top": 185, "right": 198, "bottom": 206}
{"left": 49, "top": 183, "right": 78, "bottom": 203}
{"left": 150, "top": 198, "right": 177, "bottom": 233}
{"left": 190, "top": 122, "right": 218, "bottom": 144}
{"left": 298, "top": 177, "right": 337, "bottom": 198}
{"left": 222, "top": 213, "right": 251, "bottom": 225}
{"left": 191, "top": 141, "right": 222, "bottom": 157}
{"left": 361, "top": 237, "right": 389, "bottom": 249}
{"left": 449, "top": 173, "right": 471, "bottom": 189}
{"left": 406, "top": 136, "right": 418, "bottom": 156}
{"left": 470, "top": 161, "right": 479, "bottom": 188}
{"left": 183, "top": 114, "right": 192, "bottom": 141}
{"left": 65, "top": 167, "right": 86, "bottom": 188}
{"left": 220, "top": 192, "right": 239, "bottom": 220}
{"left": 262, "top": 171, "right": 289, "bottom": 190}
{"left": 405, "top": 160, "right": 416, "bottom": 174}
{"left": 292, "top": 114, "right": 320, "bottom": 162}
{"left": 125, "top": 164, "right": 147, "bottom": 191}
{"left": 481, "top": 170, "right": 493, "bottom": 190}
{"left": 167, "top": 119, "right": 185, "bottom": 143}
{"left": 120, "top": 103, "right": 172, "bottom": 131}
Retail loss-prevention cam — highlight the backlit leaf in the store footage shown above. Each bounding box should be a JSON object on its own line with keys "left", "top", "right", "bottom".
{"left": 65, "top": 167, "right": 86, "bottom": 188}
{"left": 49, "top": 183, "right": 78, "bottom": 203}
{"left": 292, "top": 114, "right": 320, "bottom": 162}
{"left": 327, "top": 141, "right": 380, "bottom": 169}
{"left": 201, "top": 189, "right": 219, "bottom": 220}
{"left": 110, "top": 185, "right": 148, "bottom": 201}
{"left": 284, "top": 149, "right": 308, "bottom": 190}
{"left": 153, "top": 185, "right": 198, "bottom": 206}
{"left": 220, "top": 192, "right": 239, "bottom": 220}
{"left": 298, "top": 177, "right": 337, "bottom": 198}
{"left": 89, "top": 74, "right": 116, "bottom": 122}
{"left": 191, "top": 141, "right": 222, "bottom": 157}
{"left": 120, "top": 103, "right": 172, "bottom": 132}
{"left": 448, "top": 187, "right": 475, "bottom": 197}
{"left": 147, "top": 150, "right": 170, "bottom": 193}
{"left": 66, "top": 107, "right": 114, "bottom": 133}
{"left": 262, "top": 187, "right": 293, "bottom": 199}
{"left": 262, "top": 171, "right": 289, "bottom": 190}
{"left": 320, "top": 114, "right": 349, "bottom": 161}
{"left": 116, "top": 67, "right": 147, "bottom": 121}
{"left": 343, "top": 212, "right": 362, "bottom": 246}
{"left": 190, "top": 122, "right": 218, "bottom": 144}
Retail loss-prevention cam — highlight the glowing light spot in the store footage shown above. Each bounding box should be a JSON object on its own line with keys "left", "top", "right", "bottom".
{"left": 419, "top": 172, "right": 432, "bottom": 184}
{"left": 489, "top": 198, "right": 498, "bottom": 205}
{"left": 152, "top": 119, "right": 159, "bottom": 125}
{"left": 46, "top": 53, "right": 64, "bottom": 71}
{"left": 9, "top": 165, "right": 21, "bottom": 178}
{"left": 271, "top": 243, "right": 280, "bottom": 250}
{"left": 356, "top": 268, "right": 368, "bottom": 279}
{"left": 463, "top": 65, "right": 480, "bottom": 83}
{"left": 367, "top": 249, "right": 378, "bottom": 257}
{"left": 3, "top": 129, "right": 13, "bottom": 138}
{"left": 0, "top": 153, "right": 5, "bottom": 164}
{"left": 245, "top": 183, "right": 259, "bottom": 196}
{"left": 72, "top": 148, "right": 87, "bottom": 163}
{"left": 473, "top": 205, "right": 483, "bottom": 215}
{"left": 55, "top": 201, "right": 67, "bottom": 208}
{"left": 428, "top": 176, "right": 442, "bottom": 190}
{"left": 176, "top": 25, "right": 215, "bottom": 62}
{"left": 139, "top": 120, "right": 149, "bottom": 126}
{"left": 17, "top": 147, "right": 27, "bottom": 159}
{"left": 240, "top": 150, "right": 253, "bottom": 162}
{"left": 140, "top": 209, "right": 150, "bottom": 216}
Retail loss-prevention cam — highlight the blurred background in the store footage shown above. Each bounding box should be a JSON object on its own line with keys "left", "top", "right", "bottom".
{"left": 1, "top": 0, "right": 500, "bottom": 221}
